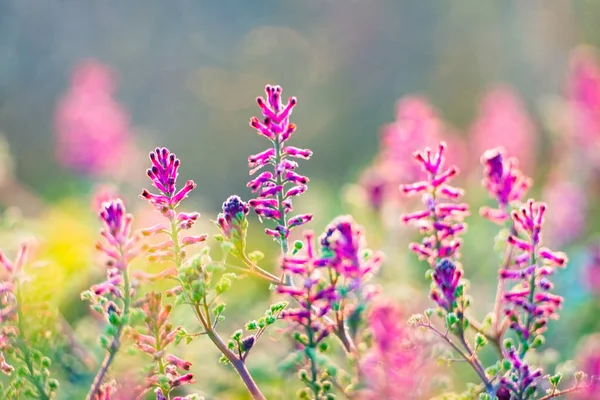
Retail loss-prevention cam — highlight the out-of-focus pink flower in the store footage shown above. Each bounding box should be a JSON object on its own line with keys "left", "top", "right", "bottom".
{"left": 542, "top": 178, "right": 587, "bottom": 247}
{"left": 379, "top": 96, "right": 443, "bottom": 185}
{"left": 361, "top": 96, "right": 464, "bottom": 210}
{"left": 575, "top": 334, "right": 600, "bottom": 399}
{"left": 584, "top": 243, "right": 600, "bottom": 295}
{"left": 480, "top": 148, "right": 531, "bottom": 224}
{"left": 359, "top": 300, "right": 427, "bottom": 399}
{"left": 470, "top": 85, "right": 537, "bottom": 174}
{"left": 54, "top": 60, "right": 132, "bottom": 176}
{"left": 567, "top": 46, "right": 600, "bottom": 156}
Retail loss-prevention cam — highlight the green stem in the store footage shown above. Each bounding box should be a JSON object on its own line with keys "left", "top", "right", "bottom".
{"left": 86, "top": 247, "right": 131, "bottom": 400}
{"left": 15, "top": 282, "right": 51, "bottom": 400}
{"left": 304, "top": 300, "right": 320, "bottom": 399}
{"left": 169, "top": 215, "right": 266, "bottom": 400}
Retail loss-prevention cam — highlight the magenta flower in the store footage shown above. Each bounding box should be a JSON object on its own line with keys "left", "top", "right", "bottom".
{"left": 499, "top": 347, "right": 543, "bottom": 398}
{"left": 319, "top": 215, "right": 382, "bottom": 282}
{"left": 430, "top": 259, "right": 463, "bottom": 311}
{"left": 141, "top": 148, "right": 197, "bottom": 216}
{"left": 247, "top": 85, "right": 313, "bottom": 244}
{"left": 575, "top": 334, "right": 600, "bottom": 398}
{"left": 501, "top": 200, "right": 567, "bottom": 343}
{"left": 480, "top": 148, "right": 531, "bottom": 224}
{"left": 470, "top": 85, "right": 537, "bottom": 173}
{"left": 217, "top": 195, "right": 249, "bottom": 240}
{"left": 93, "top": 199, "right": 139, "bottom": 297}
{"left": 139, "top": 148, "right": 206, "bottom": 264}
{"left": 277, "top": 232, "right": 336, "bottom": 344}
{"left": 400, "top": 142, "right": 469, "bottom": 266}
{"left": 54, "top": 59, "right": 132, "bottom": 176}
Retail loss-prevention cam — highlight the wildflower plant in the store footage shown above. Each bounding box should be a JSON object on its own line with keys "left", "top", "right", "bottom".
{"left": 402, "top": 143, "right": 591, "bottom": 399}
{"left": 0, "top": 244, "right": 58, "bottom": 400}
{"left": 81, "top": 199, "right": 140, "bottom": 400}
{"left": 0, "top": 82, "right": 597, "bottom": 400}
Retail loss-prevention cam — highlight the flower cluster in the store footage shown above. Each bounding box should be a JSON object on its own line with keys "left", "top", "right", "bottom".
{"left": 247, "top": 85, "right": 313, "bottom": 244}
{"left": 480, "top": 148, "right": 531, "bottom": 223}
{"left": 276, "top": 216, "right": 383, "bottom": 398}
{"left": 216, "top": 195, "right": 249, "bottom": 257}
{"left": 83, "top": 199, "right": 140, "bottom": 400}
{"left": 500, "top": 200, "right": 567, "bottom": 343}
{"left": 498, "top": 346, "right": 543, "bottom": 400}
{"left": 140, "top": 148, "right": 206, "bottom": 264}
{"left": 277, "top": 232, "right": 336, "bottom": 346}
{"left": 567, "top": 46, "right": 600, "bottom": 153}
{"left": 400, "top": 142, "right": 469, "bottom": 266}
{"left": 132, "top": 292, "right": 193, "bottom": 398}
{"left": 430, "top": 258, "right": 463, "bottom": 312}
{"left": 141, "top": 147, "right": 197, "bottom": 217}
{"left": 93, "top": 199, "right": 139, "bottom": 294}
{"left": 54, "top": 60, "right": 132, "bottom": 177}
{"left": 319, "top": 215, "right": 382, "bottom": 286}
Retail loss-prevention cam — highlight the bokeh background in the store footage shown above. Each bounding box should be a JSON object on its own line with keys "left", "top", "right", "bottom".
{"left": 2, "top": 1, "right": 600, "bottom": 398}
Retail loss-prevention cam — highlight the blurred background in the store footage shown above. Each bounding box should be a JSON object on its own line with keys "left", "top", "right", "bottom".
{"left": 2, "top": 1, "right": 600, "bottom": 398}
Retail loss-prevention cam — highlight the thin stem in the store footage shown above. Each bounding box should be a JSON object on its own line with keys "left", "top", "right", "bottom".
{"left": 15, "top": 282, "right": 51, "bottom": 400}
{"left": 538, "top": 383, "right": 586, "bottom": 400}
{"left": 419, "top": 322, "right": 493, "bottom": 394}
{"left": 86, "top": 248, "right": 131, "bottom": 400}
{"left": 304, "top": 299, "right": 321, "bottom": 399}
{"left": 200, "top": 311, "right": 266, "bottom": 400}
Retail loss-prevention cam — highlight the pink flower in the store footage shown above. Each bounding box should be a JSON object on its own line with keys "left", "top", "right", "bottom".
{"left": 542, "top": 178, "right": 586, "bottom": 246}
{"left": 247, "top": 85, "right": 312, "bottom": 241}
{"left": 567, "top": 46, "right": 600, "bottom": 155}
{"left": 54, "top": 60, "right": 132, "bottom": 176}
{"left": 470, "top": 85, "right": 537, "bottom": 173}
